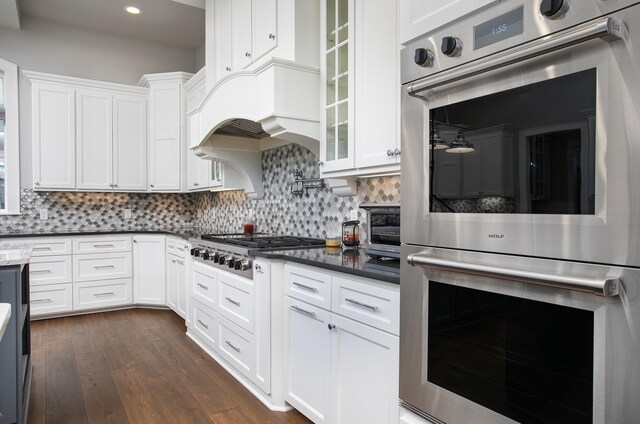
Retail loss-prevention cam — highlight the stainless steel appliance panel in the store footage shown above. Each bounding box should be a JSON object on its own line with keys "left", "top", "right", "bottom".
{"left": 400, "top": 244, "right": 640, "bottom": 424}
{"left": 401, "top": 3, "right": 640, "bottom": 266}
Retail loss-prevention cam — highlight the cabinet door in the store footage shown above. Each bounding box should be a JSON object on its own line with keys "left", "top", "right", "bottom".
{"left": 32, "top": 83, "right": 76, "bottom": 189}
{"left": 76, "top": 89, "right": 113, "bottom": 190}
{"left": 329, "top": 313, "right": 399, "bottom": 424}
{"left": 214, "top": 0, "right": 233, "bottom": 81}
{"left": 113, "top": 94, "right": 147, "bottom": 191}
{"left": 399, "top": 0, "right": 497, "bottom": 44}
{"left": 354, "top": 0, "right": 399, "bottom": 169}
{"left": 149, "top": 83, "right": 181, "bottom": 191}
{"left": 284, "top": 297, "right": 332, "bottom": 423}
{"left": 176, "top": 258, "right": 187, "bottom": 319}
{"left": 166, "top": 256, "right": 178, "bottom": 311}
{"left": 253, "top": 259, "right": 271, "bottom": 394}
{"left": 461, "top": 135, "right": 482, "bottom": 197}
{"left": 233, "top": 0, "right": 253, "bottom": 69}
{"left": 480, "top": 133, "right": 504, "bottom": 196}
{"left": 252, "top": 0, "right": 277, "bottom": 61}
{"left": 433, "top": 150, "right": 461, "bottom": 198}
{"left": 133, "top": 235, "right": 166, "bottom": 305}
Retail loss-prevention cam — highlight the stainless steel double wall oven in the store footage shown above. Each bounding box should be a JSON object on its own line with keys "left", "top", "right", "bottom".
{"left": 400, "top": 1, "right": 640, "bottom": 423}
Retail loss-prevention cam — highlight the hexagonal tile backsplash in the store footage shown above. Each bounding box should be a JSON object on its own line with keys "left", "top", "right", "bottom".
{"left": 0, "top": 144, "right": 401, "bottom": 241}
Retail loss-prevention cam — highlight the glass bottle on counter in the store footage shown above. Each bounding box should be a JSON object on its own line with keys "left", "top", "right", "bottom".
{"left": 243, "top": 209, "right": 255, "bottom": 235}
{"left": 342, "top": 219, "right": 360, "bottom": 248}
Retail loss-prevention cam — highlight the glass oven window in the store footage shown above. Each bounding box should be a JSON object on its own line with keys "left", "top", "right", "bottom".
{"left": 369, "top": 212, "right": 401, "bottom": 246}
{"left": 428, "top": 281, "right": 594, "bottom": 424}
{"left": 429, "top": 69, "right": 596, "bottom": 215}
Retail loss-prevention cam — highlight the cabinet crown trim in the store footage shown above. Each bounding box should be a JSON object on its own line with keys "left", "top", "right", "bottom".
{"left": 23, "top": 70, "right": 149, "bottom": 96}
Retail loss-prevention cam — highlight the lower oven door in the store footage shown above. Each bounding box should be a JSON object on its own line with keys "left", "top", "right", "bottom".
{"left": 399, "top": 244, "right": 640, "bottom": 424}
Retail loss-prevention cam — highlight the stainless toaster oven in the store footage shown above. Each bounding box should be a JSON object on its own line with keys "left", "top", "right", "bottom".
{"left": 360, "top": 204, "right": 400, "bottom": 259}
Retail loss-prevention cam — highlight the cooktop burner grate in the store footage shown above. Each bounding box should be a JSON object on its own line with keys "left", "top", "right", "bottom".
{"left": 199, "top": 234, "right": 325, "bottom": 249}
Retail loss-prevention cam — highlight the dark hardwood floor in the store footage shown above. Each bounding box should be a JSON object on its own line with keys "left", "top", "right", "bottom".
{"left": 28, "top": 308, "right": 312, "bottom": 424}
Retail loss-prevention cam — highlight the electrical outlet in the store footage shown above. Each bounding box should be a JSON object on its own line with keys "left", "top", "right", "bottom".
{"left": 39, "top": 208, "right": 48, "bottom": 220}
{"left": 349, "top": 209, "right": 358, "bottom": 221}
{"left": 124, "top": 209, "right": 132, "bottom": 219}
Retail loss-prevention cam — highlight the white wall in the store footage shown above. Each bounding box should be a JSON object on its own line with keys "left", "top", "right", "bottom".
{"left": 0, "top": 16, "right": 198, "bottom": 187}
{"left": 195, "top": 42, "right": 206, "bottom": 71}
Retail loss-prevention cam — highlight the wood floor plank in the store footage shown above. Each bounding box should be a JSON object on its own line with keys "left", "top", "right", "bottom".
{"left": 27, "top": 350, "right": 46, "bottom": 424}
{"left": 111, "top": 368, "right": 173, "bottom": 424}
{"left": 209, "top": 407, "right": 255, "bottom": 424}
{"left": 45, "top": 339, "right": 89, "bottom": 424}
{"left": 76, "top": 352, "right": 130, "bottom": 424}
{"left": 144, "top": 372, "right": 215, "bottom": 424}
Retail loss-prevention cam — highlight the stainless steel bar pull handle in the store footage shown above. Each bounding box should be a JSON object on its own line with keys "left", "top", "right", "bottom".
{"left": 225, "top": 297, "right": 240, "bottom": 306}
{"left": 94, "top": 292, "right": 115, "bottom": 297}
{"left": 345, "top": 298, "right": 379, "bottom": 311}
{"left": 407, "top": 254, "right": 620, "bottom": 297}
{"left": 32, "top": 298, "right": 52, "bottom": 303}
{"left": 292, "top": 282, "right": 318, "bottom": 292}
{"left": 93, "top": 244, "right": 115, "bottom": 248}
{"left": 94, "top": 265, "right": 116, "bottom": 269}
{"left": 408, "top": 16, "right": 624, "bottom": 96}
{"left": 225, "top": 340, "right": 241, "bottom": 352}
{"left": 290, "top": 305, "right": 316, "bottom": 317}
{"left": 31, "top": 269, "right": 52, "bottom": 274}
{"left": 33, "top": 247, "right": 51, "bottom": 251}
{"left": 197, "top": 319, "right": 209, "bottom": 329}
{"left": 196, "top": 283, "right": 209, "bottom": 290}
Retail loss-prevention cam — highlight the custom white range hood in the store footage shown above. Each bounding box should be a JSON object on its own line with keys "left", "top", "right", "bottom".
{"left": 190, "top": 59, "right": 320, "bottom": 199}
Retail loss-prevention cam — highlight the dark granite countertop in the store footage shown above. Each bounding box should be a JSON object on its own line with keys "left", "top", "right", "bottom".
{"left": 251, "top": 247, "right": 400, "bottom": 284}
{"left": 0, "top": 227, "right": 200, "bottom": 240}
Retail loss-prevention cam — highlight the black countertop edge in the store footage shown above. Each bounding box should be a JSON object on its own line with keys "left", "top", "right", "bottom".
{"left": 250, "top": 248, "right": 400, "bottom": 285}
{"left": 0, "top": 229, "right": 197, "bottom": 241}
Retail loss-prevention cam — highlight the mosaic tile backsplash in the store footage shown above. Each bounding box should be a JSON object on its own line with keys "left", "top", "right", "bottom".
{"left": 194, "top": 144, "right": 401, "bottom": 244}
{"left": 0, "top": 144, "right": 401, "bottom": 241}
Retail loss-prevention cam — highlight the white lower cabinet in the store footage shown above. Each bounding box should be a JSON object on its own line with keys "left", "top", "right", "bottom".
{"left": 166, "top": 238, "right": 189, "bottom": 319}
{"left": 284, "top": 265, "right": 400, "bottom": 424}
{"left": 73, "top": 279, "right": 133, "bottom": 311}
{"left": 217, "top": 315, "right": 254, "bottom": 380}
{"left": 192, "top": 299, "right": 218, "bottom": 348}
{"left": 133, "top": 235, "right": 166, "bottom": 305}
{"left": 166, "top": 254, "right": 178, "bottom": 312}
{"left": 284, "top": 297, "right": 332, "bottom": 423}
{"left": 30, "top": 283, "right": 73, "bottom": 316}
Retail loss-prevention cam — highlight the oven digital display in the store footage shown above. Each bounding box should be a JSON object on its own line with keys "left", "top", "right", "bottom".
{"left": 474, "top": 7, "right": 524, "bottom": 50}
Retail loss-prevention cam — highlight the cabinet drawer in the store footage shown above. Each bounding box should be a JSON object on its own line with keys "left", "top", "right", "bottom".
{"left": 193, "top": 266, "right": 217, "bottom": 310}
{"left": 73, "top": 236, "right": 132, "bottom": 254}
{"left": 285, "top": 264, "right": 332, "bottom": 309}
{"left": 332, "top": 277, "right": 400, "bottom": 335}
{"left": 218, "top": 278, "right": 253, "bottom": 333}
{"left": 28, "top": 238, "right": 73, "bottom": 256}
{"left": 73, "top": 252, "right": 132, "bottom": 282}
{"left": 29, "top": 255, "right": 72, "bottom": 286}
{"left": 30, "top": 283, "right": 73, "bottom": 316}
{"left": 192, "top": 300, "right": 218, "bottom": 350}
{"left": 167, "top": 238, "right": 189, "bottom": 259}
{"left": 73, "top": 278, "right": 133, "bottom": 310}
{"left": 217, "top": 316, "right": 254, "bottom": 380}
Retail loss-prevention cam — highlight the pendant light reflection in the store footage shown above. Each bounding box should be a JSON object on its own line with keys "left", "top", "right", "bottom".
{"left": 430, "top": 127, "right": 449, "bottom": 150}
{"left": 445, "top": 129, "right": 475, "bottom": 154}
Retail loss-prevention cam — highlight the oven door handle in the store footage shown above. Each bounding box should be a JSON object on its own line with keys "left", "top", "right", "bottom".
{"left": 408, "top": 16, "right": 624, "bottom": 97}
{"left": 407, "top": 254, "right": 620, "bottom": 297}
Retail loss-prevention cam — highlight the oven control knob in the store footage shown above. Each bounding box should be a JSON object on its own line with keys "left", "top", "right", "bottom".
{"left": 190, "top": 248, "right": 200, "bottom": 257}
{"left": 441, "top": 36, "right": 462, "bottom": 57}
{"left": 211, "top": 251, "right": 220, "bottom": 262}
{"left": 218, "top": 255, "right": 227, "bottom": 265}
{"left": 202, "top": 250, "right": 210, "bottom": 260}
{"left": 234, "top": 259, "right": 252, "bottom": 271}
{"left": 414, "top": 48, "right": 435, "bottom": 67}
{"left": 540, "top": 0, "right": 568, "bottom": 19}
{"left": 223, "top": 256, "right": 234, "bottom": 267}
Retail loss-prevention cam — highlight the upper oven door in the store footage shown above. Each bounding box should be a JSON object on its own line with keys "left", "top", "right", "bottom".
{"left": 401, "top": 3, "right": 640, "bottom": 266}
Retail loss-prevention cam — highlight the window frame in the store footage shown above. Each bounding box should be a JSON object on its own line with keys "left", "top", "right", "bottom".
{"left": 0, "top": 57, "right": 20, "bottom": 215}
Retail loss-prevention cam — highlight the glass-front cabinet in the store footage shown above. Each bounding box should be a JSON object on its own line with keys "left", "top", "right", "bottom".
{"left": 322, "top": 0, "right": 355, "bottom": 172}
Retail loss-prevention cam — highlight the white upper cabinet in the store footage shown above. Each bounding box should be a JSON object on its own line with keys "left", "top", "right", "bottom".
{"left": 399, "top": 0, "right": 498, "bottom": 44}
{"left": 113, "top": 95, "right": 147, "bottom": 191}
{"left": 31, "top": 82, "right": 76, "bottom": 190}
{"left": 211, "top": 0, "right": 280, "bottom": 84}
{"left": 76, "top": 89, "right": 113, "bottom": 190}
{"left": 320, "top": 0, "right": 400, "bottom": 177}
{"left": 27, "top": 72, "right": 148, "bottom": 192}
{"left": 143, "top": 73, "right": 192, "bottom": 192}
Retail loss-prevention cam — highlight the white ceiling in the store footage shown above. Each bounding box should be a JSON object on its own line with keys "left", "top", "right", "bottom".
{"left": 0, "top": 0, "right": 21, "bottom": 30}
{"left": 19, "top": 0, "right": 205, "bottom": 49}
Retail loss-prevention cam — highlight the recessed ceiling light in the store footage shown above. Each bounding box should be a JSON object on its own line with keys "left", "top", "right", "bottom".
{"left": 125, "top": 6, "right": 141, "bottom": 14}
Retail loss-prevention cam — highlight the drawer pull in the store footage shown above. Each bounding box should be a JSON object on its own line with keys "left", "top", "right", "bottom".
{"left": 33, "top": 247, "right": 52, "bottom": 251}
{"left": 225, "top": 340, "right": 241, "bottom": 353}
{"left": 290, "top": 305, "right": 316, "bottom": 317}
{"left": 197, "top": 319, "right": 209, "bottom": 329}
{"left": 345, "top": 298, "right": 379, "bottom": 311}
{"left": 176, "top": 260, "right": 185, "bottom": 265}
{"left": 31, "top": 269, "right": 53, "bottom": 274}
{"left": 93, "top": 244, "right": 115, "bottom": 248}
{"left": 94, "top": 265, "right": 116, "bottom": 269}
{"left": 32, "top": 298, "right": 52, "bottom": 303}
{"left": 94, "top": 292, "right": 115, "bottom": 297}
{"left": 225, "top": 297, "right": 240, "bottom": 306}
{"left": 196, "top": 283, "right": 209, "bottom": 290}
{"left": 292, "top": 281, "right": 318, "bottom": 292}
